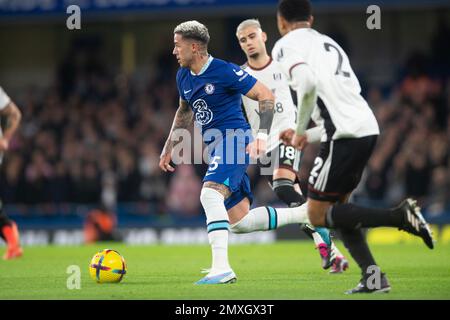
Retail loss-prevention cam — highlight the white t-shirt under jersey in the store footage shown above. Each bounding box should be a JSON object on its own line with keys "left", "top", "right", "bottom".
{"left": 272, "top": 28, "right": 379, "bottom": 142}
{"left": 241, "top": 58, "right": 298, "bottom": 152}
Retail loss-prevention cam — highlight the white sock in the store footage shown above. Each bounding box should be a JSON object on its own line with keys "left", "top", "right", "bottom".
{"left": 230, "top": 203, "right": 309, "bottom": 233}
{"left": 312, "top": 232, "right": 325, "bottom": 246}
{"left": 276, "top": 203, "right": 309, "bottom": 226}
{"left": 200, "top": 188, "right": 231, "bottom": 274}
{"left": 230, "top": 207, "right": 267, "bottom": 233}
{"left": 208, "top": 230, "right": 230, "bottom": 274}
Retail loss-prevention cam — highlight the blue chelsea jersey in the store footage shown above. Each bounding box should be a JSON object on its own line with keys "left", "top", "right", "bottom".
{"left": 176, "top": 56, "right": 257, "bottom": 143}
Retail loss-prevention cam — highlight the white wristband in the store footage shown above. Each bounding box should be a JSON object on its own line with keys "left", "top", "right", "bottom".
{"left": 305, "top": 126, "right": 322, "bottom": 144}
{"left": 256, "top": 132, "right": 268, "bottom": 141}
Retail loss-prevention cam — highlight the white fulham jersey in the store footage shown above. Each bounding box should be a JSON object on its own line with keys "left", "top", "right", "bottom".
{"left": 0, "top": 86, "right": 11, "bottom": 111}
{"left": 241, "top": 58, "right": 297, "bottom": 152}
{"left": 0, "top": 86, "right": 11, "bottom": 163}
{"left": 272, "top": 28, "right": 379, "bottom": 141}
{"left": 0, "top": 86, "right": 11, "bottom": 138}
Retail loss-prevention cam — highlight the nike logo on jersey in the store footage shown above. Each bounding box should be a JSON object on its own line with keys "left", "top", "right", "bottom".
{"left": 233, "top": 69, "right": 244, "bottom": 76}
{"left": 184, "top": 89, "right": 192, "bottom": 94}
{"left": 205, "top": 171, "right": 216, "bottom": 176}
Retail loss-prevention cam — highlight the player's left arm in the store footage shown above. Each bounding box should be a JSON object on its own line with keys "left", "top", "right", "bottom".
{"left": 245, "top": 81, "right": 275, "bottom": 137}
{"left": 244, "top": 81, "right": 275, "bottom": 157}
{"left": 0, "top": 100, "right": 22, "bottom": 152}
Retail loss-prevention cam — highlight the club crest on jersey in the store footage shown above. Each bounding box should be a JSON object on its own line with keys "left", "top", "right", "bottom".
{"left": 204, "top": 83, "right": 215, "bottom": 95}
{"left": 193, "top": 99, "right": 213, "bottom": 125}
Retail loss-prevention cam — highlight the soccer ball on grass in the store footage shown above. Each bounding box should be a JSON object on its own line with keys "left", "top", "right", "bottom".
{"left": 89, "top": 249, "right": 127, "bottom": 283}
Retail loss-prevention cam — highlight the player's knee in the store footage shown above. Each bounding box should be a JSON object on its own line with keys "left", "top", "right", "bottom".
{"left": 272, "top": 179, "right": 305, "bottom": 207}
{"left": 200, "top": 187, "right": 224, "bottom": 207}
{"left": 229, "top": 217, "right": 250, "bottom": 234}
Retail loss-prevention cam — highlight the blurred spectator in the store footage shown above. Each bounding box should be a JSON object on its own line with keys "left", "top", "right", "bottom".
{"left": 351, "top": 49, "right": 449, "bottom": 218}
{"left": 426, "top": 166, "right": 450, "bottom": 219}
{"left": 165, "top": 165, "right": 202, "bottom": 217}
{"left": 84, "top": 205, "right": 121, "bottom": 243}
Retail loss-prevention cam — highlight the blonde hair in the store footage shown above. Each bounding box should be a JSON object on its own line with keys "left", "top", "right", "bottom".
{"left": 236, "top": 19, "right": 262, "bottom": 37}
{"left": 174, "top": 20, "right": 210, "bottom": 45}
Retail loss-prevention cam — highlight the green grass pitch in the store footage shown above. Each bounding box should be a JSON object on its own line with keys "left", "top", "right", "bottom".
{"left": 1, "top": 241, "right": 449, "bottom": 300}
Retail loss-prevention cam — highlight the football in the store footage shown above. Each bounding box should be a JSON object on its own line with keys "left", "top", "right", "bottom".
{"left": 89, "top": 249, "right": 127, "bottom": 283}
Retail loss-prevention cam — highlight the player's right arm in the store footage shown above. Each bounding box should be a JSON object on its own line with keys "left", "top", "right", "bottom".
{"left": 289, "top": 63, "right": 317, "bottom": 137}
{"left": 0, "top": 87, "right": 22, "bottom": 152}
{"left": 159, "top": 97, "right": 193, "bottom": 172}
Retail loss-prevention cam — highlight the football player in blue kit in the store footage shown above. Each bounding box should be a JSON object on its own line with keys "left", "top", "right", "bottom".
{"left": 160, "top": 21, "right": 315, "bottom": 284}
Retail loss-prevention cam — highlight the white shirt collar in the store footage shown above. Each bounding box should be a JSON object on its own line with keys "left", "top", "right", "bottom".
{"left": 190, "top": 55, "right": 214, "bottom": 76}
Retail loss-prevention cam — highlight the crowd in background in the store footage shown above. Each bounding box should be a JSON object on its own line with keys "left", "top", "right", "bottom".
{"left": 352, "top": 71, "right": 449, "bottom": 219}
{"left": 1, "top": 28, "right": 449, "bottom": 222}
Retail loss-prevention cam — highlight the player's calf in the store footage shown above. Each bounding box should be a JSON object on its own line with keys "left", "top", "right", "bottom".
{"left": 200, "top": 187, "right": 233, "bottom": 275}
{"left": 230, "top": 204, "right": 309, "bottom": 233}
{"left": 272, "top": 178, "right": 305, "bottom": 207}
{"left": 307, "top": 199, "right": 331, "bottom": 227}
{"left": 325, "top": 198, "right": 434, "bottom": 249}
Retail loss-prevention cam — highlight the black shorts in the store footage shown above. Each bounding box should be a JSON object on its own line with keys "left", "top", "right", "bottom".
{"left": 257, "top": 142, "right": 302, "bottom": 180}
{"left": 308, "top": 135, "right": 378, "bottom": 202}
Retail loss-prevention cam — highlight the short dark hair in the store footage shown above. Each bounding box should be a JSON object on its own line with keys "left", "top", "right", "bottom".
{"left": 278, "top": 0, "right": 312, "bottom": 22}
